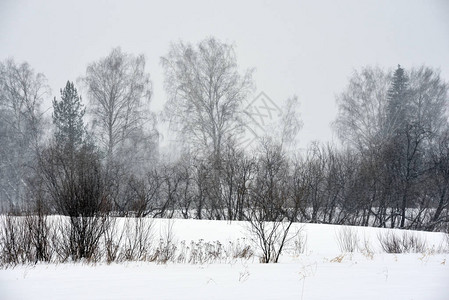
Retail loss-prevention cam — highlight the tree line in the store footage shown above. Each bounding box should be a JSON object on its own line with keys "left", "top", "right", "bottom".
{"left": 1, "top": 38, "right": 448, "bottom": 232}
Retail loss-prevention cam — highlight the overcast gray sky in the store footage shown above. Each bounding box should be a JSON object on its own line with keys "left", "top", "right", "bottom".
{"left": 1, "top": 0, "right": 448, "bottom": 148}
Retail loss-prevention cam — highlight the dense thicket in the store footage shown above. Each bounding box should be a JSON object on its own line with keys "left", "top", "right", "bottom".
{"left": 333, "top": 65, "right": 449, "bottom": 230}
{"left": 1, "top": 52, "right": 448, "bottom": 233}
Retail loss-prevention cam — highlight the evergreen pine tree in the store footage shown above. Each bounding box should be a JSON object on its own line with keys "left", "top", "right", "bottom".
{"left": 52, "top": 81, "right": 86, "bottom": 151}
{"left": 386, "top": 65, "right": 410, "bottom": 134}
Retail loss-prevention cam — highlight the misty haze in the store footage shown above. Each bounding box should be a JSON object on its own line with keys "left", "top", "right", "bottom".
{"left": 0, "top": 0, "right": 448, "bottom": 299}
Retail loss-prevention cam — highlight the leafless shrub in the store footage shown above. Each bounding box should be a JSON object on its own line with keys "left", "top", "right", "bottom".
{"left": 51, "top": 215, "right": 107, "bottom": 263}
{"left": 24, "top": 214, "right": 53, "bottom": 263}
{"left": 246, "top": 220, "right": 296, "bottom": 263}
{"left": 403, "top": 232, "right": 427, "bottom": 253}
{"left": 378, "top": 231, "right": 402, "bottom": 253}
{"left": 0, "top": 213, "right": 54, "bottom": 266}
{"left": 335, "top": 226, "right": 359, "bottom": 253}
{"left": 103, "top": 217, "right": 124, "bottom": 263}
{"left": 1, "top": 215, "right": 269, "bottom": 266}
{"left": 121, "top": 217, "right": 153, "bottom": 261}
{"left": 71, "top": 216, "right": 107, "bottom": 262}
{"left": 51, "top": 217, "right": 71, "bottom": 262}
{"left": 244, "top": 139, "right": 299, "bottom": 263}
{"left": 377, "top": 230, "right": 427, "bottom": 253}
{"left": 0, "top": 215, "right": 30, "bottom": 266}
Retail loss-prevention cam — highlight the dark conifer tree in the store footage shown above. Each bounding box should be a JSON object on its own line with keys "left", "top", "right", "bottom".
{"left": 386, "top": 65, "right": 410, "bottom": 135}
{"left": 52, "top": 81, "right": 86, "bottom": 152}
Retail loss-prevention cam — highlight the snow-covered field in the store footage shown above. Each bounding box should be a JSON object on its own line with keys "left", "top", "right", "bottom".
{"left": 1, "top": 219, "right": 448, "bottom": 299}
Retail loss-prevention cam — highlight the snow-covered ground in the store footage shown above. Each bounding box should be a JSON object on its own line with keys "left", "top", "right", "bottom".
{"left": 1, "top": 219, "right": 448, "bottom": 299}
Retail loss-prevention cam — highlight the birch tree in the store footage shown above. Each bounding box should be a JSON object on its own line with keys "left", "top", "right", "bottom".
{"left": 161, "top": 37, "right": 254, "bottom": 162}
{"left": 0, "top": 59, "right": 49, "bottom": 211}
{"left": 80, "top": 47, "right": 157, "bottom": 173}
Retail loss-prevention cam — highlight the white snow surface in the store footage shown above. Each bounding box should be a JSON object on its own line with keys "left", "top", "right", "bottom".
{"left": 1, "top": 218, "right": 448, "bottom": 299}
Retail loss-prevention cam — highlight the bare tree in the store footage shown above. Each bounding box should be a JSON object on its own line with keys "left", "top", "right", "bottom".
{"left": 299, "top": 143, "right": 327, "bottom": 223}
{"left": 161, "top": 37, "right": 254, "bottom": 161}
{"left": 408, "top": 67, "right": 449, "bottom": 140}
{"left": 334, "top": 66, "right": 392, "bottom": 152}
{"left": 425, "top": 129, "right": 449, "bottom": 230}
{"left": 220, "top": 143, "right": 255, "bottom": 220}
{"left": 245, "top": 139, "right": 297, "bottom": 263}
{"left": 191, "top": 158, "right": 209, "bottom": 219}
{"left": 265, "top": 95, "right": 303, "bottom": 151}
{"left": 80, "top": 47, "right": 157, "bottom": 172}
{"left": 0, "top": 59, "right": 50, "bottom": 212}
